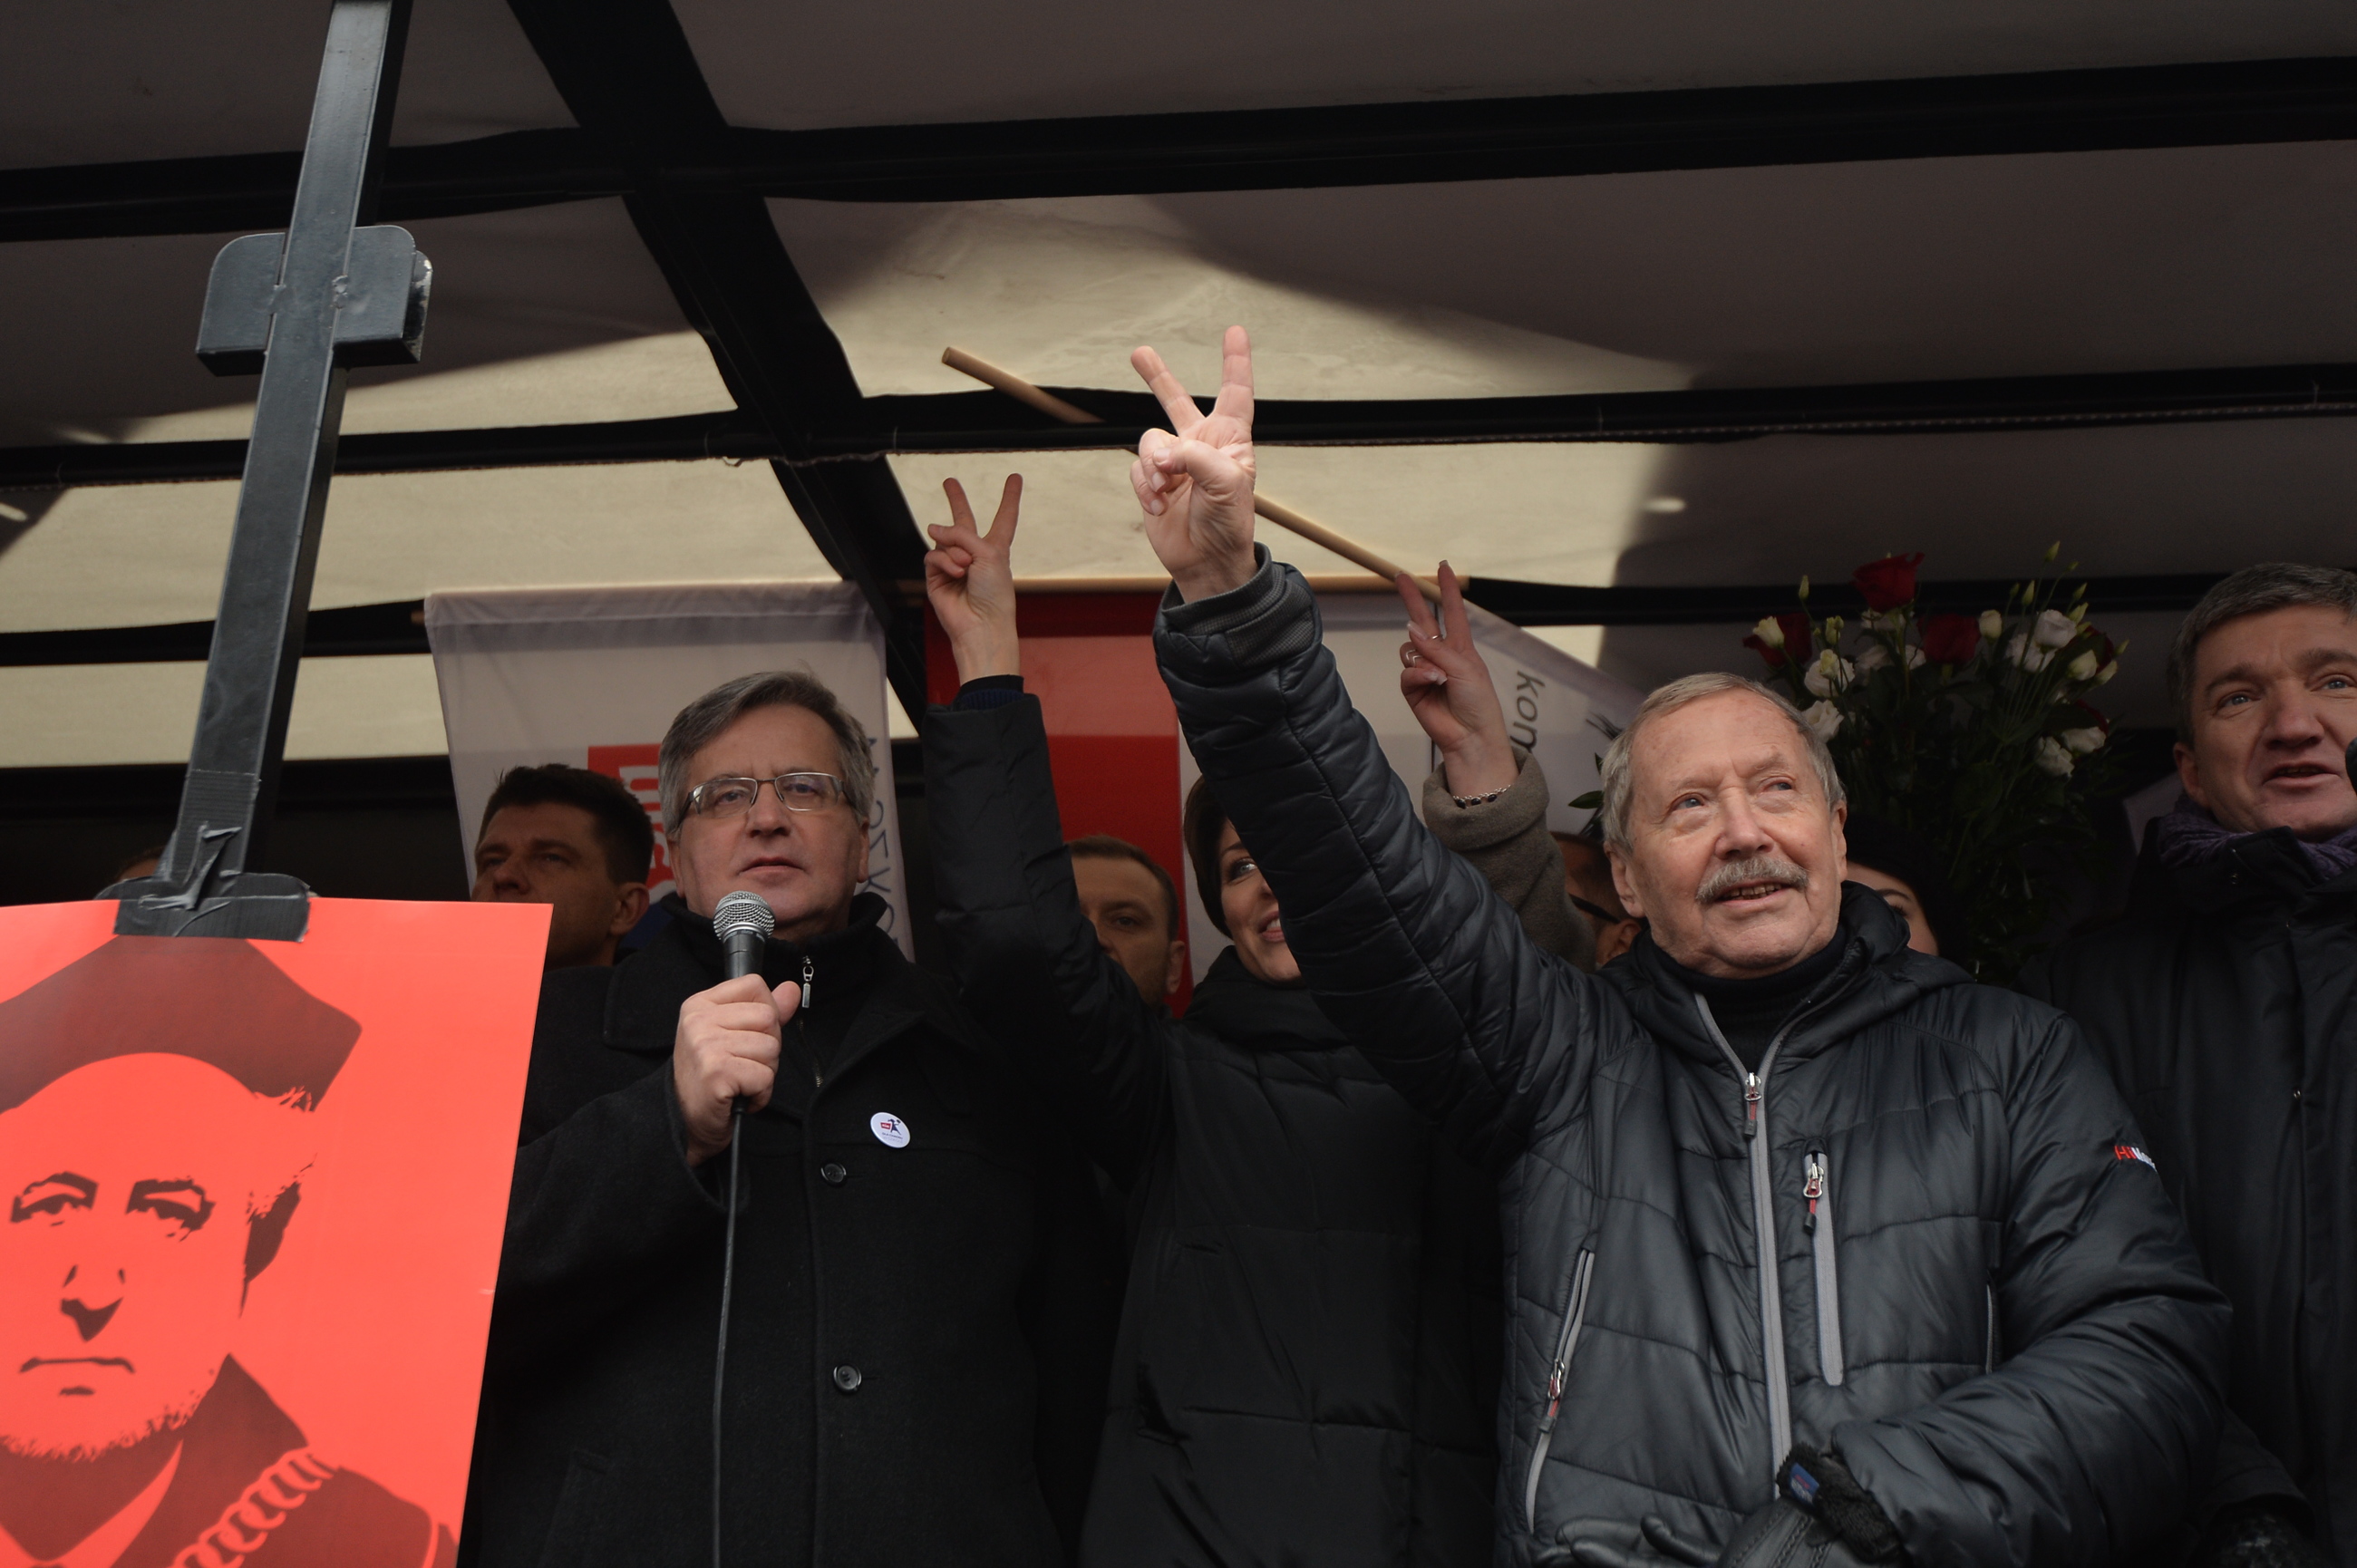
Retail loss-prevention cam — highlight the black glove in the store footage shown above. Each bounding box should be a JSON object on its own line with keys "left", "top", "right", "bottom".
{"left": 2189, "top": 1501, "right": 2331, "bottom": 1568}
{"left": 1768, "top": 1445, "right": 1905, "bottom": 1563}
{"left": 1547, "top": 1447, "right": 1904, "bottom": 1568}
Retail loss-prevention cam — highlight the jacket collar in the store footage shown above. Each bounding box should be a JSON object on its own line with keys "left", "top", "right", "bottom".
{"left": 1183, "top": 946, "right": 1350, "bottom": 1051}
{"left": 598, "top": 893, "right": 988, "bottom": 1082}
{"left": 1608, "top": 883, "right": 1956, "bottom": 1071}
{"left": 2145, "top": 822, "right": 2357, "bottom": 916}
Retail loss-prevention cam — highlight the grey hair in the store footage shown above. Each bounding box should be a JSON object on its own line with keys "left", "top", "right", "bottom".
{"left": 657, "top": 670, "right": 877, "bottom": 837}
{"left": 1598, "top": 671, "right": 1845, "bottom": 853}
{"left": 2166, "top": 562, "right": 2357, "bottom": 740}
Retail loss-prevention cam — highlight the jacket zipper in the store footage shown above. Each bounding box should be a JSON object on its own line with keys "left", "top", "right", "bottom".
{"left": 1694, "top": 995, "right": 1805, "bottom": 1480}
{"left": 1804, "top": 1149, "right": 1843, "bottom": 1387}
{"left": 1524, "top": 1248, "right": 1596, "bottom": 1534}
{"left": 803, "top": 954, "right": 822, "bottom": 1087}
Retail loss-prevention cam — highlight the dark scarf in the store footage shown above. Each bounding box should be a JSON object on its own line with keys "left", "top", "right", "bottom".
{"left": 1181, "top": 947, "right": 1349, "bottom": 1051}
{"left": 2152, "top": 794, "right": 2357, "bottom": 882}
{"left": 1635, "top": 919, "right": 1852, "bottom": 1073}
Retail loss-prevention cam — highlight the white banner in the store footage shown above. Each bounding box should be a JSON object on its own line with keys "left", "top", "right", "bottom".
{"left": 423, "top": 582, "right": 912, "bottom": 956}
{"left": 1177, "top": 590, "right": 1644, "bottom": 979}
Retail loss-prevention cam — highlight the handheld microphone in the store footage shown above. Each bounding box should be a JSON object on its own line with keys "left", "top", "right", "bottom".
{"left": 707, "top": 889, "right": 772, "bottom": 1568}
{"left": 714, "top": 889, "right": 774, "bottom": 982}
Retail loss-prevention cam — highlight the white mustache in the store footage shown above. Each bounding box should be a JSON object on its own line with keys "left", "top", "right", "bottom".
{"left": 1696, "top": 856, "right": 1809, "bottom": 905}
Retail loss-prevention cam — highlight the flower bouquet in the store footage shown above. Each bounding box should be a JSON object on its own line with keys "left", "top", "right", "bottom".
{"left": 1741, "top": 547, "right": 2124, "bottom": 980}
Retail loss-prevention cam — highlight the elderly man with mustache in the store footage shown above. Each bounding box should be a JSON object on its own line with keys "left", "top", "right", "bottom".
{"left": 1124, "top": 326, "right": 2228, "bottom": 1568}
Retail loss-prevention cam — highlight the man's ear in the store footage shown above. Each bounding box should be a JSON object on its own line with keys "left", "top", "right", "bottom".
{"left": 1164, "top": 938, "right": 1188, "bottom": 999}
{"left": 609, "top": 882, "right": 651, "bottom": 937}
{"left": 1830, "top": 799, "right": 1848, "bottom": 883}
{"left": 2174, "top": 740, "right": 2209, "bottom": 810}
{"left": 1607, "top": 846, "right": 1644, "bottom": 920}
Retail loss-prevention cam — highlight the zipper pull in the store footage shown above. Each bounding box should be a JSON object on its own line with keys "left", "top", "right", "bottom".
{"left": 1742, "top": 1071, "right": 1762, "bottom": 1140}
{"left": 1803, "top": 1153, "right": 1824, "bottom": 1234}
{"left": 802, "top": 955, "right": 822, "bottom": 1087}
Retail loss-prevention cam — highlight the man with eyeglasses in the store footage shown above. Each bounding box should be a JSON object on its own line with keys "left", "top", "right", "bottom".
{"left": 460, "top": 671, "right": 1114, "bottom": 1568}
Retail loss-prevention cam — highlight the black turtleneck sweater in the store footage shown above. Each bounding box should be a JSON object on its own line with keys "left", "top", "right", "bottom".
{"left": 1644, "top": 921, "right": 1850, "bottom": 1071}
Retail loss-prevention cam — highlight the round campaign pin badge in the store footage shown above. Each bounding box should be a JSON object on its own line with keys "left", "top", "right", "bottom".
{"left": 869, "top": 1111, "right": 911, "bottom": 1149}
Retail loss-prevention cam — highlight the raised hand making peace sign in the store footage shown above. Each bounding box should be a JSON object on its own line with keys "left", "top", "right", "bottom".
{"left": 1130, "top": 325, "right": 1258, "bottom": 602}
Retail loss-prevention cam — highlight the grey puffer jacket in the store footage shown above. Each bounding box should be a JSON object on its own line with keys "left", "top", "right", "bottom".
{"left": 1153, "top": 554, "right": 2230, "bottom": 1568}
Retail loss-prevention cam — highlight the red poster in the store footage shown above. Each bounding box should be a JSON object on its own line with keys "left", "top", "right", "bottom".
{"left": 0, "top": 898, "right": 547, "bottom": 1568}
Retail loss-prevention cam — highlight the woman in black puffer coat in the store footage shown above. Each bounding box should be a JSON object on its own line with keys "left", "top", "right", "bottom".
{"left": 921, "top": 479, "right": 1585, "bottom": 1568}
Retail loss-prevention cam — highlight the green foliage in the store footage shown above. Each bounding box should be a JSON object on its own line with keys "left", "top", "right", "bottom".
{"left": 1743, "top": 552, "right": 2125, "bottom": 981}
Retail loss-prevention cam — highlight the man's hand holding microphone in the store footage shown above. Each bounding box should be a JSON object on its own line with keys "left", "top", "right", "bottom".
{"left": 674, "top": 890, "right": 801, "bottom": 1167}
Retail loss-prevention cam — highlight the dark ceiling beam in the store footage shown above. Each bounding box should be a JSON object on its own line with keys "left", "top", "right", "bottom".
{"left": 0, "top": 573, "right": 2243, "bottom": 669}
{"left": 500, "top": 0, "right": 932, "bottom": 720}
{"left": 6, "top": 55, "right": 2355, "bottom": 242}
{"left": 14, "top": 360, "right": 2357, "bottom": 490}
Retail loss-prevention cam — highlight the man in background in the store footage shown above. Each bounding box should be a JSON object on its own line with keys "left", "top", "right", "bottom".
{"left": 1553, "top": 828, "right": 1642, "bottom": 964}
{"left": 2027, "top": 562, "right": 2357, "bottom": 1565}
{"left": 470, "top": 764, "right": 652, "bottom": 969}
{"left": 1067, "top": 835, "right": 1187, "bottom": 1010}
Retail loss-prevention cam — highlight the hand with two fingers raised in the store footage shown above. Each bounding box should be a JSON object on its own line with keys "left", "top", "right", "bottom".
{"left": 1128, "top": 324, "right": 1259, "bottom": 602}
{"left": 926, "top": 474, "right": 1023, "bottom": 682}
{"left": 672, "top": 973, "right": 801, "bottom": 1166}
{"left": 1398, "top": 561, "right": 1518, "bottom": 799}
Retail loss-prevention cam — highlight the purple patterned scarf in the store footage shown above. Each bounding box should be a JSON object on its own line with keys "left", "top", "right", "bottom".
{"left": 2153, "top": 794, "right": 2357, "bottom": 881}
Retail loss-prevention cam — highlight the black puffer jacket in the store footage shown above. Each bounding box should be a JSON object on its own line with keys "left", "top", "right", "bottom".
{"left": 926, "top": 695, "right": 1504, "bottom": 1568}
{"left": 2025, "top": 832, "right": 2357, "bottom": 1562}
{"left": 1154, "top": 556, "right": 2230, "bottom": 1568}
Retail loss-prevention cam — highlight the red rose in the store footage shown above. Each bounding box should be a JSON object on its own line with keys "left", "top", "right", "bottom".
{"left": 1852, "top": 552, "right": 1925, "bottom": 613}
{"left": 1742, "top": 611, "right": 1815, "bottom": 668}
{"left": 1918, "top": 612, "right": 1980, "bottom": 666}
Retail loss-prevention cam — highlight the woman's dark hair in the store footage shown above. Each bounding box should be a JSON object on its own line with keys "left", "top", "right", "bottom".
{"left": 1842, "top": 812, "right": 1971, "bottom": 963}
{"left": 1181, "top": 777, "right": 1234, "bottom": 936}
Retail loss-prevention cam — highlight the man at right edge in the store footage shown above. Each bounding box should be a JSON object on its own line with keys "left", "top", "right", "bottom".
{"left": 1125, "top": 326, "right": 2228, "bottom": 1567}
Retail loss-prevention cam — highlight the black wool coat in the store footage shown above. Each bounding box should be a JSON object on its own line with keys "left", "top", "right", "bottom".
{"left": 2026, "top": 833, "right": 2357, "bottom": 1562}
{"left": 459, "top": 895, "right": 1115, "bottom": 1568}
{"left": 1154, "top": 554, "right": 2231, "bottom": 1568}
{"left": 926, "top": 697, "right": 1502, "bottom": 1568}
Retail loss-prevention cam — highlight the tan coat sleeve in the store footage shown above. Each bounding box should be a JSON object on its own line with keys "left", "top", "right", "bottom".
{"left": 1421, "top": 749, "right": 1596, "bottom": 972}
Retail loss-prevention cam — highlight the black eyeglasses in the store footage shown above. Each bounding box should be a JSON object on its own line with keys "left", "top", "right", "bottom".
{"left": 684, "top": 773, "right": 845, "bottom": 819}
{"left": 1569, "top": 894, "right": 1628, "bottom": 926}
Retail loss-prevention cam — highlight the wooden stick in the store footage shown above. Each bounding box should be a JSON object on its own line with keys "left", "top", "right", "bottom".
{"left": 942, "top": 347, "right": 1104, "bottom": 425}
{"left": 942, "top": 345, "right": 1438, "bottom": 600}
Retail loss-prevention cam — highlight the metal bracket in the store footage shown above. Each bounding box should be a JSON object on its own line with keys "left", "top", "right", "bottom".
{"left": 197, "top": 224, "right": 432, "bottom": 376}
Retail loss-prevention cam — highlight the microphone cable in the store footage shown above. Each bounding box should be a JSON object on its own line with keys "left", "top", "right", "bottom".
{"left": 709, "top": 893, "right": 775, "bottom": 1568}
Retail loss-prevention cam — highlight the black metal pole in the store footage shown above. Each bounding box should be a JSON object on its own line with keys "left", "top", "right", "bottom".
{"left": 114, "top": 0, "right": 421, "bottom": 938}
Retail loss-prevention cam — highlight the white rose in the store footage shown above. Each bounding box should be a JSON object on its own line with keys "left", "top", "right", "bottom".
{"left": 2061, "top": 726, "right": 2107, "bottom": 754}
{"left": 2066, "top": 651, "right": 2099, "bottom": 682}
{"left": 1751, "top": 615, "right": 1786, "bottom": 649}
{"left": 2032, "top": 608, "right": 2077, "bottom": 650}
{"left": 2034, "top": 737, "right": 2075, "bottom": 776}
{"left": 1803, "top": 649, "right": 1855, "bottom": 697}
{"left": 1905, "top": 645, "right": 1926, "bottom": 670}
{"left": 1978, "top": 609, "right": 2003, "bottom": 641}
{"left": 1799, "top": 701, "right": 1844, "bottom": 742}
{"left": 1855, "top": 644, "right": 1890, "bottom": 673}
{"left": 2007, "top": 634, "right": 2054, "bottom": 673}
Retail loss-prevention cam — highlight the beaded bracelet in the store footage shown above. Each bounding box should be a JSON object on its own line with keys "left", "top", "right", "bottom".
{"left": 1449, "top": 785, "right": 1509, "bottom": 808}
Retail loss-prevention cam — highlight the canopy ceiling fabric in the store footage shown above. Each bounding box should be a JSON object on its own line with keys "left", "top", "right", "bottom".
{"left": 5, "top": 1, "right": 2353, "bottom": 767}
